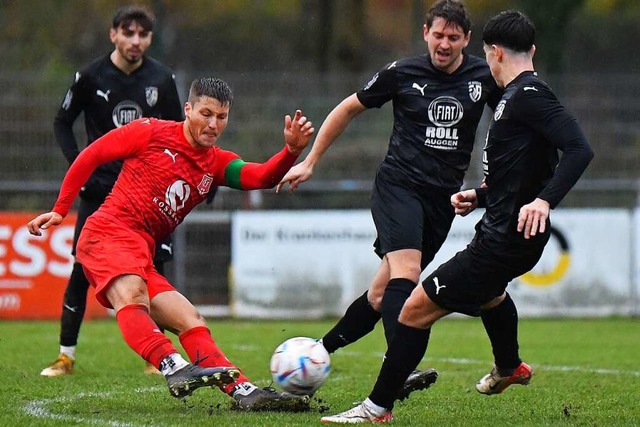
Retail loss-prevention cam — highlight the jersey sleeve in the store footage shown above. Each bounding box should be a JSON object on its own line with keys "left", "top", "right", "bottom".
{"left": 52, "top": 119, "right": 153, "bottom": 217}
{"left": 53, "top": 71, "right": 88, "bottom": 165}
{"left": 514, "top": 86, "right": 594, "bottom": 208}
{"left": 219, "top": 146, "right": 298, "bottom": 190}
{"left": 159, "top": 73, "right": 183, "bottom": 121}
{"left": 356, "top": 62, "right": 398, "bottom": 109}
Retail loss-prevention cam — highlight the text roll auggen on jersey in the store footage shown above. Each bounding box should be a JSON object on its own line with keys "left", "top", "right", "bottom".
{"left": 425, "top": 96, "right": 464, "bottom": 151}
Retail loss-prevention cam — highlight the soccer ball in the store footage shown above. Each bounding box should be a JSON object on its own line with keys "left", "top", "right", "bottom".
{"left": 269, "top": 336, "right": 331, "bottom": 395}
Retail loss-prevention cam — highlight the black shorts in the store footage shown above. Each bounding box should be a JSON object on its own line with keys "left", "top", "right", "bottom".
{"left": 371, "top": 169, "right": 455, "bottom": 270}
{"left": 73, "top": 198, "right": 173, "bottom": 263}
{"left": 422, "top": 228, "right": 549, "bottom": 317}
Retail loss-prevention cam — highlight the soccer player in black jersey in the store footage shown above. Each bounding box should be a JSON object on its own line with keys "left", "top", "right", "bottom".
{"left": 321, "top": 9, "right": 594, "bottom": 424}
{"left": 41, "top": 5, "right": 182, "bottom": 378}
{"left": 278, "top": 0, "right": 501, "bottom": 399}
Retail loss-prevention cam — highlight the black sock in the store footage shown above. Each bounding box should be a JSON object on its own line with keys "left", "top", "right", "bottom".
{"left": 60, "top": 263, "right": 90, "bottom": 347}
{"left": 381, "top": 278, "right": 416, "bottom": 346}
{"left": 481, "top": 292, "right": 521, "bottom": 373}
{"left": 321, "top": 291, "right": 381, "bottom": 354}
{"left": 369, "top": 323, "right": 431, "bottom": 410}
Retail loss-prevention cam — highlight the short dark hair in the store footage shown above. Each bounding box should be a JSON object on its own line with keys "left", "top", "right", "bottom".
{"left": 188, "top": 78, "right": 234, "bottom": 106}
{"left": 482, "top": 10, "right": 535, "bottom": 53}
{"left": 425, "top": 0, "right": 471, "bottom": 35}
{"left": 112, "top": 5, "right": 155, "bottom": 31}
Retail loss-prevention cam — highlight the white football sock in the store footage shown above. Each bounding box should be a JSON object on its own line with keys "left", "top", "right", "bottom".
{"left": 364, "top": 398, "right": 389, "bottom": 415}
{"left": 231, "top": 382, "right": 258, "bottom": 397}
{"left": 159, "top": 353, "right": 189, "bottom": 376}
{"left": 60, "top": 346, "right": 76, "bottom": 360}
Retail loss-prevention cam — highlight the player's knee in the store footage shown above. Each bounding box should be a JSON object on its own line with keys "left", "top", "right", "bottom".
{"left": 395, "top": 265, "right": 421, "bottom": 284}
{"left": 106, "top": 275, "right": 149, "bottom": 309}
{"left": 386, "top": 250, "right": 422, "bottom": 282}
{"left": 480, "top": 292, "right": 507, "bottom": 310}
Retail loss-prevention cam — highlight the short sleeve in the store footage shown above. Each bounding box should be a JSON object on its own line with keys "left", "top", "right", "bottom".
{"left": 356, "top": 63, "right": 398, "bottom": 109}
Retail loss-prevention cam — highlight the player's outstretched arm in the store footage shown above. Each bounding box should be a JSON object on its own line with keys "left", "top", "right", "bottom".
{"left": 27, "top": 212, "right": 63, "bottom": 236}
{"left": 229, "top": 111, "right": 313, "bottom": 191}
{"left": 283, "top": 109, "right": 314, "bottom": 156}
{"left": 277, "top": 94, "right": 366, "bottom": 193}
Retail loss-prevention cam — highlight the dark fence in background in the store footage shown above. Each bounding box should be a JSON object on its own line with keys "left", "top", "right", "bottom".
{"left": 1, "top": 71, "right": 638, "bottom": 308}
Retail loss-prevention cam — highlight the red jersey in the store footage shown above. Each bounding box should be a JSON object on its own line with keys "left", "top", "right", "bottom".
{"left": 53, "top": 118, "right": 297, "bottom": 241}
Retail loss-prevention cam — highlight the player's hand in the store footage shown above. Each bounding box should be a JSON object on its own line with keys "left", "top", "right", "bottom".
{"left": 517, "top": 198, "right": 550, "bottom": 239}
{"left": 450, "top": 189, "right": 478, "bottom": 216}
{"left": 284, "top": 110, "right": 314, "bottom": 156}
{"left": 276, "top": 160, "right": 314, "bottom": 193}
{"left": 27, "top": 212, "right": 63, "bottom": 236}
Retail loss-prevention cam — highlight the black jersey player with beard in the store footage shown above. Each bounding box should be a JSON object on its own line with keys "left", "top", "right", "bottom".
{"left": 41, "top": 5, "right": 183, "bottom": 378}
{"left": 278, "top": 0, "right": 500, "bottom": 401}
{"left": 321, "top": 9, "right": 593, "bottom": 424}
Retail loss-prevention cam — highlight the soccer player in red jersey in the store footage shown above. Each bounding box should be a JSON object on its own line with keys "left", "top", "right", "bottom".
{"left": 44, "top": 5, "right": 182, "bottom": 378}
{"left": 27, "top": 77, "right": 315, "bottom": 410}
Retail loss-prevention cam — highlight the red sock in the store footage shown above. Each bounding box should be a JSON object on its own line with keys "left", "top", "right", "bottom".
{"left": 116, "top": 304, "right": 177, "bottom": 369}
{"left": 179, "top": 325, "right": 250, "bottom": 394}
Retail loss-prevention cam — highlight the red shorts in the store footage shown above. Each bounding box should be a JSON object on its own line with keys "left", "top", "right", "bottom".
{"left": 76, "top": 214, "right": 175, "bottom": 308}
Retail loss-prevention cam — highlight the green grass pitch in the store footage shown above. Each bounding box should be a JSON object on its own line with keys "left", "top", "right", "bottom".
{"left": 3, "top": 317, "right": 639, "bottom": 426}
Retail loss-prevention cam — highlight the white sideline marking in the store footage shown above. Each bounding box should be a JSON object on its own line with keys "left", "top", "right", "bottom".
{"left": 232, "top": 344, "right": 640, "bottom": 379}
{"left": 429, "top": 357, "right": 640, "bottom": 378}
{"left": 22, "top": 386, "right": 163, "bottom": 426}
{"left": 346, "top": 351, "right": 640, "bottom": 378}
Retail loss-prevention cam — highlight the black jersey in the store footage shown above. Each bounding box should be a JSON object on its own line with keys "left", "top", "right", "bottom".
{"left": 54, "top": 54, "right": 183, "bottom": 201}
{"left": 480, "top": 71, "right": 593, "bottom": 240}
{"left": 357, "top": 53, "right": 501, "bottom": 192}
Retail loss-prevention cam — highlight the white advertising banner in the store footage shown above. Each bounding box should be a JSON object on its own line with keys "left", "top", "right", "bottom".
{"left": 231, "top": 211, "right": 380, "bottom": 318}
{"left": 231, "top": 209, "right": 635, "bottom": 318}
{"left": 431, "top": 209, "right": 634, "bottom": 317}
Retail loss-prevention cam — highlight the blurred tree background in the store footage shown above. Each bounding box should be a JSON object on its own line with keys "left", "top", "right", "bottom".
{"left": 3, "top": 0, "right": 640, "bottom": 76}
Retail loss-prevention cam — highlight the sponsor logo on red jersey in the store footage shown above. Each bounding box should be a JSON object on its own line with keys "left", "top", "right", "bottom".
{"left": 165, "top": 180, "right": 191, "bottom": 212}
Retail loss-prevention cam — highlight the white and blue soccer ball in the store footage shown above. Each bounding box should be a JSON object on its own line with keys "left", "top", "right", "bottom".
{"left": 269, "top": 336, "right": 331, "bottom": 395}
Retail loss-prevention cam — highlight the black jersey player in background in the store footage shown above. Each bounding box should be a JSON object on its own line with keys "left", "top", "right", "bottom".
{"left": 321, "top": 9, "right": 594, "bottom": 424}
{"left": 278, "top": 0, "right": 501, "bottom": 400}
{"left": 41, "top": 5, "right": 183, "bottom": 377}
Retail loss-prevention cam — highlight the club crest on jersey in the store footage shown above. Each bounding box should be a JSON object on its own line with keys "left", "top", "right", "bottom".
{"left": 145, "top": 86, "right": 158, "bottom": 107}
{"left": 468, "top": 81, "right": 482, "bottom": 102}
{"left": 197, "top": 174, "right": 214, "bottom": 196}
{"left": 494, "top": 100, "right": 507, "bottom": 121}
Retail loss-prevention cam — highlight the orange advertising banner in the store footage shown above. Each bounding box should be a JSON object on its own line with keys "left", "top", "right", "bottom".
{"left": 0, "top": 212, "right": 109, "bottom": 320}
